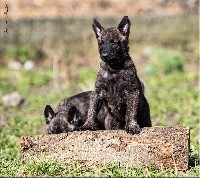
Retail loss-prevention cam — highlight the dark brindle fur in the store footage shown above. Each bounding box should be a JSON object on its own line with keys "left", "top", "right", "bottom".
{"left": 82, "top": 16, "right": 151, "bottom": 134}
{"left": 44, "top": 77, "right": 145, "bottom": 134}
{"left": 44, "top": 91, "right": 107, "bottom": 134}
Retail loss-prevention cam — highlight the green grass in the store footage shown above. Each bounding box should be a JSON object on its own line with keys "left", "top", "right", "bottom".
{"left": 0, "top": 158, "right": 199, "bottom": 177}
{"left": 0, "top": 67, "right": 53, "bottom": 95}
{"left": 77, "top": 67, "right": 97, "bottom": 91}
{"left": 0, "top": 57, "right": 199, "bottom": 177}
{"left": 5, "top": 45, "right": 45, "bottom": 64}
{"left": 144, "top": 47, "right": 184, "bottom": 74}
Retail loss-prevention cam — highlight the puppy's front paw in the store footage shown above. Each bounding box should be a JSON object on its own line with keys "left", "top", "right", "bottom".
{"left": 125, "top": 124, "right": 141, "bottom": 135}
{"left": 81, "top": 121, "right": 99, "bottom": 131}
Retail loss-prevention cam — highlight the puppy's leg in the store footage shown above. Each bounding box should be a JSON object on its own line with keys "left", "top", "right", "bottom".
{"left": 82, "top": 91, "right": 104, "bottom": 130}
{"left": 125, "top": 89, "right": 141, "bottom": 134}
{"left": 104, "top": 114, "right": 123, "bottom": 130}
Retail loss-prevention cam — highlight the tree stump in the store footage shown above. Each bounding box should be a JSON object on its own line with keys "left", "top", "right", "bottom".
{"left": 20, "top": 126, "right": 189, "bottom": 170}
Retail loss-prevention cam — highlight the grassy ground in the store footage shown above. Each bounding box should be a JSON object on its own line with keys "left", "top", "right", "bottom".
{"left": 0, "top": 51, "right": 199, "bottom": 177}
{"left": 0, "top": 15, "right": 199, "bottom": 177}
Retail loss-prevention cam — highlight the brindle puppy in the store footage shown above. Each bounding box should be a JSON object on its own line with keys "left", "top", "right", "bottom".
{"left": 44, "top": 91, "right": 105, "bottom": 134}
{"left": 82, "top": 16, "right": 151, "bottom": 134}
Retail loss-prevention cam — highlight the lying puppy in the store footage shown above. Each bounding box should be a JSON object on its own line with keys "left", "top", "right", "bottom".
{"left": 44, "top": 79, "right": 145, "bottom": 134}
{"left": 44, "top": 105, "right": 82, "bottom": 134}
{"left": 44, "top": 91, "right": 105, "bottom": 134}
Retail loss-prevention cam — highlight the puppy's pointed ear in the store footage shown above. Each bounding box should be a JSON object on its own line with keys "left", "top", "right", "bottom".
{"left": 118, "top": 16, "right": 131, "bottom": 37}
{"left": 44, "top": 105, "right": 55, "bottom": 124}
{"left": 92, "top": 18, "right": 104, "bottom": 39}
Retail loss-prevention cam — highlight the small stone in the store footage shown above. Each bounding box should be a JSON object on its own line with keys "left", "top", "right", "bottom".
{"left": 23, "top": 60, "right": 34, "bottom": 71}
{"left": 2, "top": 92, "right": 24, "bottom": 108}
{"left": 8, "top": 60, "right": 22, "bottom": 70}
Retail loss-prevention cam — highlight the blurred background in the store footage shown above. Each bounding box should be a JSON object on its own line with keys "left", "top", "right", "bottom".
{"left": 0, "top": 0, "right": 199, "bottom": 166}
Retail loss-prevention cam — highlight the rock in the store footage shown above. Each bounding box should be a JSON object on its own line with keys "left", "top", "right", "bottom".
{"left": 2, "top": 92, "right": 24, "bottom": 108}
{"left": 8, "top": 60, "right": 22, "bottom": 70}
{"left": 23, "top": 60, "right": 34, "bottom": 71}
{"left": 21, "top": 126, "right": 190, "bottom": 170}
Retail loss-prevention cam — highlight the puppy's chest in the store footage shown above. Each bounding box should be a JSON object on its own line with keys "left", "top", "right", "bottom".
{"left": 103, "top": 71, "right": 134, "bottom": 92}
{"left": 100, "top": 71, "right": 132, "bottom": 102}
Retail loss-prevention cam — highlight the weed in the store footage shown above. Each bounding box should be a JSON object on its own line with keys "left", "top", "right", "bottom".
{"left": 145, "top": 47, "right": 185, "bottom": 74}
{"left": 5, "top": 45, "right": 45, "bottom": 64}
{"left": 77, "top": 67, "right": 97, "bottom": 90}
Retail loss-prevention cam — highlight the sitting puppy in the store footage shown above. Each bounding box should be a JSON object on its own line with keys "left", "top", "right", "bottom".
{"left": 44, "top": 78, "right": 146, "bottom": 134}
{"left": 82, "top": 16, "right": 151, "bottom": 134}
